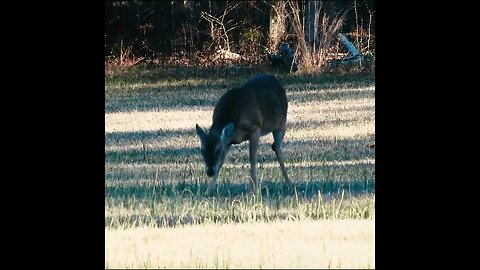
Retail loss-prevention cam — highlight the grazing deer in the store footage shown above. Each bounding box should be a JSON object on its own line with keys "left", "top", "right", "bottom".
{"left": 195, "top": 74, "right": 293, "bottom": 195}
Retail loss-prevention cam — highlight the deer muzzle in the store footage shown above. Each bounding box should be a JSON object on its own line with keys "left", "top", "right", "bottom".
{"left": 206, "top": 166, "right": 216, "bottom": 177}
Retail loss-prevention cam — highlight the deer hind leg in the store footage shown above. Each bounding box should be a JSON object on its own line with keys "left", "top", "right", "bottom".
{"left": 272, "top": 129, "right": 293, "bottom": 188}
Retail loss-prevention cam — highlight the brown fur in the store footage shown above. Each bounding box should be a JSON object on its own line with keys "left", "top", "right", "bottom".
{"left": 196, "top": 74, "right": 293, "bottom": 194}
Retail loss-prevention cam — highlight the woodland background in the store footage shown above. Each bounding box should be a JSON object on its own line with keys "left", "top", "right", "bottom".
{"left": 105, "top": 0, "right": 375, "bottom": 73}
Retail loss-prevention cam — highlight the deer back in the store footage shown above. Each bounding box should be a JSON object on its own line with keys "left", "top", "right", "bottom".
{"left": 210, "top": 74, "right": 288, "bottom": 144}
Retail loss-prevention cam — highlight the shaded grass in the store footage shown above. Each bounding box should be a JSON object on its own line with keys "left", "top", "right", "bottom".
{"left": 105, "top": 66, "right": 374, "bottom": 92}
{"left": 105, "top": 134, "right": 374, "bottom": 165}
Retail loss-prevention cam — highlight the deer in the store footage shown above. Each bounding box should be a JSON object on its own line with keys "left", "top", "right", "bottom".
{"left": 195, "top": 74, "right": 293, "bottom": 195}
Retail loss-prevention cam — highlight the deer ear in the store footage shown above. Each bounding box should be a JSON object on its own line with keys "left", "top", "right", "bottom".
{"left": 220, "top": 122, "right": 235, "bottom": 143}
{"left": 195, "top": 124, "right": 205, "bottom": 139}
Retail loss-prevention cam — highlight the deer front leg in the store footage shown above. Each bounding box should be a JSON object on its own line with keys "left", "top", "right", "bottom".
{"left": 249, "top": 134, "right": 260, "bottom": 192}
{"left": 205, "top": 174, "right": 218, "bottom": 195}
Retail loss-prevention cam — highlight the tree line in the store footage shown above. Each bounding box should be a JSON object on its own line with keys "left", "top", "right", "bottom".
{"left": 105, "top": 0, "right": 375, "bottom": 72}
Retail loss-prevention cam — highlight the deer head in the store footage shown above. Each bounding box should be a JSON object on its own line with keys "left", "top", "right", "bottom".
{"left": 195, "top": 122, "right": 234, "bottom": 178}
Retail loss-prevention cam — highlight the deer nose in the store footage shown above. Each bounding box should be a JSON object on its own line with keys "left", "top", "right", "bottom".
{"left": 206, "top": 167, "right": 215, "bottom": 177}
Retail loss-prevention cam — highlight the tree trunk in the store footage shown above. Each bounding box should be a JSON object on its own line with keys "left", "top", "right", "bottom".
{"left": 304, "top": 1, "right": 314, "bottom": 52}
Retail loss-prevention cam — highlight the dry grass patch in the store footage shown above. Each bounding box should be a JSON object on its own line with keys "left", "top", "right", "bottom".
{"left": 105, "top": 219, "right": 375, "bottom": 269}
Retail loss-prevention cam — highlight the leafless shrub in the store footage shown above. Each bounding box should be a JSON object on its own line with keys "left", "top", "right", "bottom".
{"left": 287, "top": 1, "right": 351, "bottom": 73}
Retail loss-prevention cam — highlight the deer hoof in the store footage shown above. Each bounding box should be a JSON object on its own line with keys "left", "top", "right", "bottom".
{"left": 205, "top": 184, "right": 217, "bottom": 196}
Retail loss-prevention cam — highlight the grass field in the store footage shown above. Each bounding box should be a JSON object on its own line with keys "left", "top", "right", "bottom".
{"left": 105, "top": 67, "right": 375, "bottom": 268}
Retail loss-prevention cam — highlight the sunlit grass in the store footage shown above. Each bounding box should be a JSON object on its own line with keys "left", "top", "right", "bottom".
{"left": 106, "top": 158, "right": 374, "bottom": 172}
{"left": 105, "top": 89, "right": 374, "bottom": 137}
{"left": 105, "top": 219, "right": 375, "bottom": 269}
{"left": 105, "top": 190, "right": 374, "bottom": 227}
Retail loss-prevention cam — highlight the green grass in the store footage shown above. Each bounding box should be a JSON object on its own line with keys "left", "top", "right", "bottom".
{"left": 105, "top": 68, "right": 375, "bottom": 229}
